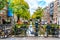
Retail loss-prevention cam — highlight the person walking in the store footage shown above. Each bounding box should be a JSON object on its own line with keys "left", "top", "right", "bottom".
{"left": 46, "top": 23, "right": 51, "bottom": 37}
{"left": 51, "top": 27, "right": 55, "bottom": 37}
{"left": 26, "top": 19, "right": 34, "bottom": 36}
{"left": 35, "top": 20, "right": 39, "bottom": 36}
{"left": 55, "top": 27, "right": 59, "bottom": 38}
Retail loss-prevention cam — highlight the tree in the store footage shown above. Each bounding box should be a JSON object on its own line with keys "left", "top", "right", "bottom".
{"left": 9, "top": 0, "right": 30, "bottom": 23}
{"left": 32, "top": 7, "right": 44, "bottom": 36}
{"left": 0, "top": 0, "right": 7, "bottom": 10}
{"left": 32, "top": 7, "right": 44, "bottom": 20}
{"left": 22, "top": 11, "right": 30, "bottom": 20}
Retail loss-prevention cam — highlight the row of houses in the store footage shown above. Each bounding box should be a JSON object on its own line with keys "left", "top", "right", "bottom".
{"left": 42, "top": 0, "right": 60, "bottom": 25}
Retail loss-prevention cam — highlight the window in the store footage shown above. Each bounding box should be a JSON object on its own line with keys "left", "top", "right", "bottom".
{"left": 57, "top": 2, "right": 59, "bottom": 5}
{"left": 57, "top": 1, "right": 60, "bottom": 5}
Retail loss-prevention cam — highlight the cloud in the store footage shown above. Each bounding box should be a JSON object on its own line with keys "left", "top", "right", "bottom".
{"left": 25, "top": 0, "right": 38, "bottom": 15}
{"left": 25, "top": 0, "right": 55, "bottom": 15}
{"left": 25, "top": 0, "right": 38, "bottom": 9}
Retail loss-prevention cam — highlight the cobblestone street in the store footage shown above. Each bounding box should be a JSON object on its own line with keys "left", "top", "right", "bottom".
{"left": 0, "top": 37, "right": 60, "bottom": 40}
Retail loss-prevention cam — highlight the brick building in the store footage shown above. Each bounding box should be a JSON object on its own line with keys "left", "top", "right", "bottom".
{"left": 43, "top": 0, "right": 60, "bottom": 24}
{"left": 43, "top": 6, "right": 50, "bottom": 24}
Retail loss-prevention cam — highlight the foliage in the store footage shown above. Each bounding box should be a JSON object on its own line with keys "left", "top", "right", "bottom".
{"left": 0, "top": 0, "right": 7, "bottom": 10}
{"left": 50, "top": 24, "right": 58, "bottom": 27}
{"left": 32, "top": 7, "right": 44, "bottom": 19}
{"left": 9, "top": 0, "right": 30, "bottom": 20}
{"left": 22, "top": 11, "right": 30, "bottom": 20}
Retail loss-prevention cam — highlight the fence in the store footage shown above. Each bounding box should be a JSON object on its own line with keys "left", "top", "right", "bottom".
{"left": 12, "top": 24, "right": 60, "bottom": 37}
{"left": 0, "top": 24, "right": 60, "bottom": 38}
{"left": 0, "top": 24, "right": 12, "bottom": 38}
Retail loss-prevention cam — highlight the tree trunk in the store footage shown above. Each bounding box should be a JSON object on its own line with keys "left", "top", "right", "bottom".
{"left": 18, "top": 16, "right": 19, "bottom": 21}
{"left": 17, "top": 15, "right": 20, "bottom": 23}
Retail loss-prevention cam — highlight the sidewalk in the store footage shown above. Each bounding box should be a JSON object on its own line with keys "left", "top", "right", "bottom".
{"left": 0, "top": 37, "right": 60, "bottom": 40}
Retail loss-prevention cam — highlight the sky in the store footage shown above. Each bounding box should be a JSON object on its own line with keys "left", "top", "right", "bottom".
{"left": 25, "top": 0, "right": 55, "bottom": 15}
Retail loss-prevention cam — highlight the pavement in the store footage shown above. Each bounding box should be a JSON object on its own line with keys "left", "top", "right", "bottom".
{"left": 0, "top": 37, "right": 60, "bottom": 40}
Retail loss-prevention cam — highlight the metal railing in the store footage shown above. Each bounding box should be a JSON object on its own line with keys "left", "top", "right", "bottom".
{"left": 0, "top": 24, "right": 12, "bottom": 38}
{"left": 0, "top": 24, "right": 60, "bottom": 38}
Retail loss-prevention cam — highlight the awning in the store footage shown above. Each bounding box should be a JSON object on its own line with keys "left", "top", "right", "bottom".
{"left": 7, "top": 8, "right": 13, "bottom": 17}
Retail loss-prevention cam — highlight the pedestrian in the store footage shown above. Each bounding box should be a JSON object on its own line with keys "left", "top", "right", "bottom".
{"left": 26, "top": 19, "right": 34, "bottom": 36}
{"left": 51, "top": 27, "right": 55, "bottom": 37}
{"left": 55, "top": 27, "right": 59, "bottom": 38}
{"left": 46, "top": 23, "right": 51, "bottom": 37}
{"left": 35, "top": 20, "right": 39, "bottom": 36}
